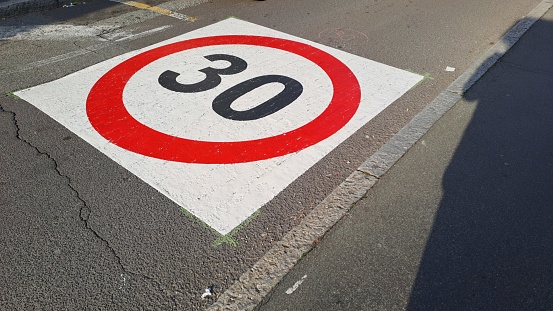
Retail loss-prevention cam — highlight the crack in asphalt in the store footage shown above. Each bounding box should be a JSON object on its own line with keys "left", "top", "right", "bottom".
{"left": 0, "top": 102, "right": 119, "bottom": 264}
{"left": 358, "top": 169, "right": 380, "bottom": 179}
{"left": 0, "top": 100, "right": 179, "bottom": 307}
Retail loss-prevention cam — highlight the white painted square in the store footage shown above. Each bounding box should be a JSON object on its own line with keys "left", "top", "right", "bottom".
{"left": 16, "top": 18, "right": 422, "bottom": 235}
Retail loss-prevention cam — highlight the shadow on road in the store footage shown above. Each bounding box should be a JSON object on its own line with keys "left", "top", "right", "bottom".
{"left": 407, "top": 17, "right": 553, "bottom": 310}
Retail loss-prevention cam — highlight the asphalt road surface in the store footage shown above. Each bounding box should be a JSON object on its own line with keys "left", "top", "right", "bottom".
{"left": 0, "top": 0, "right": 544, "bottom": 309}
{"left": 257, "top": 6, "right": 553, "bottom": 311}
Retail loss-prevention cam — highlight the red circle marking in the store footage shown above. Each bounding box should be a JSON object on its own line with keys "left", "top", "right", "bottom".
{"left": 87, "top": 35, "right": 361, "bottom": 164}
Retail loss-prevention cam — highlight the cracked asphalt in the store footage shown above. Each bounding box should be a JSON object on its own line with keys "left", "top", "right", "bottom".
{"left": 0, "top": 91, "right": 247, "bottom": 310}
{"left": 0, "top": 0, "right": 547, "bottom": 309}
{"left": 1, "top": 97, "right": 176, "bottom": 309}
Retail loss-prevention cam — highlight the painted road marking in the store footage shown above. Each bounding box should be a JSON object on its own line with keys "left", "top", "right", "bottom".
{"left": 110, "top": 0, "right": 197, "bottom": 21}
{"left": 87, "top": 36, "right": 360, "bottom": 163}
{"left": 15, "top": 18, "right": 422, "bottom": 235}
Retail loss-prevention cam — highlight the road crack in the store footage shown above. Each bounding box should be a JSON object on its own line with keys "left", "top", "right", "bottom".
{"left": 0, "top": 102, "right": 120, "bottom": 262}
{"left": 0, "top": 100, "right": 178, "bottom": 307}
{"left": 357, "top": 169, "right": 381, "bottom": 179}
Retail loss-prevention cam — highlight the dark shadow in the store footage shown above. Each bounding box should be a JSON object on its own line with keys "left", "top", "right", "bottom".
{"left": 407, "top": 17, "right": 553, "bottom": 310}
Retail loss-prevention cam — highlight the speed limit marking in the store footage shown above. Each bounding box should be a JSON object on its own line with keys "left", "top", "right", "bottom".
{"left": 87, "top": 35, "right": 360, "bottom": 164}
{"left": 16, "top": 18, "right": 423, "bottom": 235}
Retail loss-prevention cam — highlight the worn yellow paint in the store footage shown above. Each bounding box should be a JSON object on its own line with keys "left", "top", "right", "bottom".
{"left": 113, "top": 0, "right": 197, "bottom": 21}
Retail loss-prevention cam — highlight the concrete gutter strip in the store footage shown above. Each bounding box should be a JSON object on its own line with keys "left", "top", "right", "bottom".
{"left": 359, "top": 91, "right": 462, "bottom": 178}
{"left": 360, "top": 0, "right": 553, "bottom": 179}
{"left": 208, "top": 0, "right": 553, "bottom": 310}
{"left": 447, "top": 0, "right": 553, "bottom": 95}
{"left": 208, "top": 171, "right": 378, "bottom": 311}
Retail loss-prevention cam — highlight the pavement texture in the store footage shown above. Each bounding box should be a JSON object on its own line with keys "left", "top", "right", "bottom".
{"left": 1, "top": 0, "right": 73, "bottom": 18}
{"left": 257, "top": 6, "right": 553, "bottom": 311}
{"left": 1, "top": 0, "right": 551, "bottom": 310}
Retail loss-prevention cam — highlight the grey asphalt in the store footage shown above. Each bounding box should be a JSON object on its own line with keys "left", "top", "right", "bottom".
{"left": 1, "top": 0, "right": 551, "bottom": 310}
{"left": 258, "top": 6, "right": 553, "bottom": 311}
{"left": 1, "top": 0, "right": 73, "bottom": 18}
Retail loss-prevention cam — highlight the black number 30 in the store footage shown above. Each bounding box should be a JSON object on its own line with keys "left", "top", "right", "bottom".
{"left": 158, "top": 54, "right": 303, "bottom": 121}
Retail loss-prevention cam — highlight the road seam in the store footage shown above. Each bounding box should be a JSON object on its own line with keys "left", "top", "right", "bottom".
{"left": 207, "top": 0, "right": 553, "bottom": 310}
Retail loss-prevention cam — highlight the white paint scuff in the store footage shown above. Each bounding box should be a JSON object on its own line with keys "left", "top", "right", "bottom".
{"left": 285, "top": 275, "right": 307, "bottom": 294}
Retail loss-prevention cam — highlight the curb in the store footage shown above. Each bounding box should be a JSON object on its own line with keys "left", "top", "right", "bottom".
{"left": 207, "top": 0, "right": 553, "bottom": 310}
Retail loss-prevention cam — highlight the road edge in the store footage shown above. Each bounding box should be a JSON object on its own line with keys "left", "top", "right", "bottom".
{"left": 208, "top": 1, "right": 553, "bottom": 310}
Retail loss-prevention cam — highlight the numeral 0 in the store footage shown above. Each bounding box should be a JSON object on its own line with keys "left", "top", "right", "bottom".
{"left": 158, "top": 54, "right": 303, "bottom": 121}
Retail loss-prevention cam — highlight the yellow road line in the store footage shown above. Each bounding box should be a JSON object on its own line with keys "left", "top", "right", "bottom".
{"left": 110, "top": 0, "right": 198, "bottom": 21}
